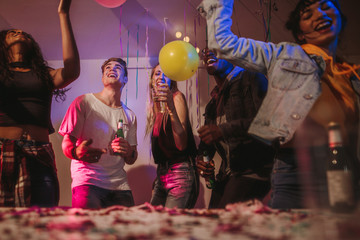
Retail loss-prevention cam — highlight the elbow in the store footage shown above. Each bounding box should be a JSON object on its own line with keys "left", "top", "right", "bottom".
{"left": 67, "top": 68, "right": 81, "bottom": 82}
{"left": 125, "top": 150, "right": 137, "bottom": 165}
{"left": 176, "top": 139, "right": 188, "bottom": 151}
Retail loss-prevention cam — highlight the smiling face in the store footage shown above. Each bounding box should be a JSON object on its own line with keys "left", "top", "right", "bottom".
{"left": 151, "top": 65, "right": 171, "bottom": 89}
{"left": 202, "top": 49, "right": 233, "bottom": 77}
{"left": 297, "top": 0, "right": 342, "bottom": 48}
{"left": 102, "top": 61, "right": 127, "bottom": 89}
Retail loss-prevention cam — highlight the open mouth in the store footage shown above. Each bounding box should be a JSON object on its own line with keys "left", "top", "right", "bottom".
{"left": 315, "top": 20, "right": 332, "bottom": 31}
{"left": 108, "top": 73, "right": 117, "bottom": 78}
{"left": 207, "top": 58, "right": 217, "bottom": 64}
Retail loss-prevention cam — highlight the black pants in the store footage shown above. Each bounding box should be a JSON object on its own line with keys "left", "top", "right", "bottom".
{"left": 209, "top": 174, "right": 270, "bottom": 209}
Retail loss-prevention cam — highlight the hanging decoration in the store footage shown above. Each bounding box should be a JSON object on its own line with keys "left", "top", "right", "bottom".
{"left": 145, "top": 9, "right": 149, "bottom": 62}
{"left": 119, "top": 6, "right": 124, "bottom": 57}
{"left": 95, "top": 0, "right": 127, "bottom": 8}
{"left": 205, "top": 24, "right": 210, "bottom": 96}
{"left": 163, "top": 18, "right": 168, "bottom": 46}
{"left": 194, "top": 17, "right": 199, "bottom": 128}
{"left": 136, "top": 24, "right": 139, "bottom": 99}
{"left": 184, "top": 0, "right": 188, "bottom": 102}
{"left": 126, "top": 29, "right": 129, "bottom": 105}
{"left": 256, "top": 0, "right": 273, "bottom": 42}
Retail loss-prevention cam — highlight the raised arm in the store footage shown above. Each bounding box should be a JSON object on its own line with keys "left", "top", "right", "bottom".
{"left": 200, "top": 0, "right": 281, "bottom": 75}
{"left": 51, "top": 0, "right": 80, "bottom": 89}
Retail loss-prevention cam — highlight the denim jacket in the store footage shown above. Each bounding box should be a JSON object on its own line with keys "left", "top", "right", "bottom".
{"left": 199, "top": 0, "right": 360, "bottom": 148}
{"left": 199, "top": 67, "right": 274, "bottom": 175}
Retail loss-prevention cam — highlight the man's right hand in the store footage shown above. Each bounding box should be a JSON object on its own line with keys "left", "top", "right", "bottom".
{"left": 196, "top": 155, "right": 215, "bottom": 178}
{"left": 197, "top": 124, "right": 223, "bottom": 145}
{"left": 75, "top": 139, "right": 107, "bottom": 163}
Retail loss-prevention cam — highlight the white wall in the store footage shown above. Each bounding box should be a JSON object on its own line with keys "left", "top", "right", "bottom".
{"left": 49, "top": 57, "right": 219, "bottom": 208}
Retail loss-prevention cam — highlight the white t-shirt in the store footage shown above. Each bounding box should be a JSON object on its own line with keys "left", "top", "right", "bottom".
{"left": 59, "top": 93, "right": 137, "bottom": 190}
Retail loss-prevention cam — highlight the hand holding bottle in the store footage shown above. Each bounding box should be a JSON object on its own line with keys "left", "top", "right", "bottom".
{"left": 196, "top": 151, "right": 215, "bottom": 189}
{"left": 111, "top": 137, "right": 132, "bottom": 157}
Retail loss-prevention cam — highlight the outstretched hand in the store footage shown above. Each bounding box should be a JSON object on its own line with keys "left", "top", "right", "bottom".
{"left": 58, "top": 0, "right": 72, "bottom": 14}
{"left": 75, "top": 139, "right": 107, "bottom": 163}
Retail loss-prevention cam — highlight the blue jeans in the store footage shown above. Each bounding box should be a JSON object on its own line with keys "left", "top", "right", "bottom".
{"left": 30, "top": 160, "right": 59, "bottom": 207}
{"left": 270, "top": 147, "right": 329, "bottom": 209}
{"left": 150, "top": 161, "right": 198, "bottom": 209}
{"left": 72, "top": 185, "right": 134, "bottom": 209}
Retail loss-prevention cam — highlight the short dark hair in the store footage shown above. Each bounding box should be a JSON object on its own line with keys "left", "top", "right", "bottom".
{"left": 101, "top": 57, "right": 128, "bottom": 77}
{"left": 285, "top": 0, "right": 347, "bottom": 44}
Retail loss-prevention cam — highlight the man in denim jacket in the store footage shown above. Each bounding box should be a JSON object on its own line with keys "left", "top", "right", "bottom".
{"left": 197, "top": 49, "right": 274, "bottom": 208}
{"left": 199, "top": 0, "right": 360, "bottom": 209}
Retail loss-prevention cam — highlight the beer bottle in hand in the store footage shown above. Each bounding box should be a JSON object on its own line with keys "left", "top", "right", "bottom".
{"left": 326, "top": 122, "right": 356, "bottom": 213}
{"left": 116, "top": 119, "right": 124, "bottom": 138}
{"left": 203, "top": 150, "right": 215, "bottom": 189}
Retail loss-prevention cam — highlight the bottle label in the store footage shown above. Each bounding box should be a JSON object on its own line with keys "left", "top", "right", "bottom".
{"left": 327, "top": 170, "right": 355, "bottom": 206}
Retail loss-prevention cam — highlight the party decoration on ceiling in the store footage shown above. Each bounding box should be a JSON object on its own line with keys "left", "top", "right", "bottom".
{"left": 159, "top": 41, "right": 199, "bottom": 82}
{"left": 95, "top": 0, "right": 126, "bottom": 8}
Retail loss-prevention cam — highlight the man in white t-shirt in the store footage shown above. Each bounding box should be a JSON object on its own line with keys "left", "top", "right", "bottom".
{"left": 59, "top": 57, "right": 138, "bottom": 208}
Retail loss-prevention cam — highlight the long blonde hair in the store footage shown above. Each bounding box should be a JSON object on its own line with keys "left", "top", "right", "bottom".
{"left": 145, "top": 64, "right": 178, "bottom": 136}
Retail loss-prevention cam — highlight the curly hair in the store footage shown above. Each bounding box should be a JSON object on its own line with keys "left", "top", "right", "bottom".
{"left": 0, "top": 29, "right": 67, "bottom": 101}
{"left": 285, "top": 0, "right": 347, "bottom": 44}
{"left": 145, "top": 64, "right": 178, "bottom": 136}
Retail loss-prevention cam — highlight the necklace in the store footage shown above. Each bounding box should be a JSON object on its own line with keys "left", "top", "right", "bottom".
{"left": 9, "top": 62, "right": 31, "bottom": 69}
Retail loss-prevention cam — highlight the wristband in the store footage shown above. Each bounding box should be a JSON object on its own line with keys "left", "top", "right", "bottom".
{"left": 71, "top": 147, "right": 78, "bottom": 160}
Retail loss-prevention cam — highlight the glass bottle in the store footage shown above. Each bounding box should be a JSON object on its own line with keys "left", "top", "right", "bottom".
{"left": 116, "top": 119, "right": 124, "bottom": 138}
{"left": 326, "top": 122, "right": 356, "bottom": 213}
{"left": 203, "top": 150, "right": 215, "bottom": 189}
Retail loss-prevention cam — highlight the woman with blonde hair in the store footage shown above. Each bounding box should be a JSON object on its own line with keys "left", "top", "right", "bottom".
{"left": 146, "top": 64, "right": 198, "bottom": 208}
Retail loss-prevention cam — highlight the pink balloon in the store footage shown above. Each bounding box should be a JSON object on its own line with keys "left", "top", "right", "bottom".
{"left": 95, "top": 0, "right": 127, "bottom": 8}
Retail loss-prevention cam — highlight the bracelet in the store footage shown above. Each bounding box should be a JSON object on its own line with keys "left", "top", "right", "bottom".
{"left": 71, "top": 147, "right": 78, "bottom": 160}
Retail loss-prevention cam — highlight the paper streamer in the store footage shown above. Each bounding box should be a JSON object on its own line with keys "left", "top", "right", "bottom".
{"left": 194, "top": 17, "right": 199, "bottom": 128}
{"left": 119, "top": 6, "right": 123, "bottom": 57}
{"left": 163, "top": 18, "right": 168, "bottom": 46}
{"left": 126, "top": 30, "right": 129, "bottom": 105}
{"left": 136, "top": 24, "right": 139, "bottom": 99}
{"left": 145, "top": 9, "right": 149, "bottom": 61}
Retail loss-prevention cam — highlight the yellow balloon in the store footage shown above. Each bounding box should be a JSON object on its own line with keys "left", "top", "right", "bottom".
{"left": 159, "top": 41, "right": 199, "bottom": 81}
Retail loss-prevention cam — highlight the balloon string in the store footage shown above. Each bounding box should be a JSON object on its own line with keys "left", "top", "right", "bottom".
{"left": 136, "top": 24, "right": 139, "bottom": 99}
